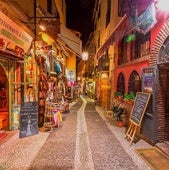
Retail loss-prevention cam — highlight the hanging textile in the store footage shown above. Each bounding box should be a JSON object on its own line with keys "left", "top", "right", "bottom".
{"left": 135, "top": 2, "right": 157, "bottom": 34}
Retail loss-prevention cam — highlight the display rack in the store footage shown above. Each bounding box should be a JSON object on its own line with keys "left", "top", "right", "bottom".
{"left": 44, "top": 102, "right": 55, "bottom": 131}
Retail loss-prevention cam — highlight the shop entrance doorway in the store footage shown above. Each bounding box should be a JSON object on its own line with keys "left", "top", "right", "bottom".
{"left": 141, "top": 66, "right": 158, "bottom": 144}
{"left": 0, "top": 65, "right": 8, "bottom": 130}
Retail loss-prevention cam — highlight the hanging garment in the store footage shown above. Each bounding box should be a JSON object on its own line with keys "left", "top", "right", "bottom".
{"left": 54, "top": 61, "right": 62, "bottom": 75}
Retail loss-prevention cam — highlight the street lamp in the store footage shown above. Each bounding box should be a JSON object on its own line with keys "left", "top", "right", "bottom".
{"left": 82, "top": 51, "right": 89, "bottom": 60}
{"left": 155, "top": 0, "right": 169, "bottom": 12}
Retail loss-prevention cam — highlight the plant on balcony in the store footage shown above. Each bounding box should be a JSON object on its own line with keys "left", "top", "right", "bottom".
{"left": 112, "top": 100, "right": 126, "bottom": 127}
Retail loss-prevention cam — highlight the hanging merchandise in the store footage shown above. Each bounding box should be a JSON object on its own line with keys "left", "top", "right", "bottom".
{"left": 53, "top": 107, "right": 62, "bottom": 127}
{"left": 54, "top": 60, "right": 62, "bottom": 75}
{"left": 38, "top": 69, "right": 49, "bottom": 127}
{"left": 135, "top": 2, "right": 157, "bottom": 34}
{"left": 43, "top": 55, "right": 51, "bottom": 76}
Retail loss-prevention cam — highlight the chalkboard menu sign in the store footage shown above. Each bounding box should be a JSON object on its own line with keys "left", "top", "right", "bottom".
{"left": 19, "top": 102, "right": 38, "bottom": 138}
{"left": 130, "top": 92, "right": 151, "bottom": 126}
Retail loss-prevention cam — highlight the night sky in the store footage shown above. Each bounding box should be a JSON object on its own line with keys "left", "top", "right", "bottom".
{"left": 65, "top": 0, "right": 95, "bottom": 46}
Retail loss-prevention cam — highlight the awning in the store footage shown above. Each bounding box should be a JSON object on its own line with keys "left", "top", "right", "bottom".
{"left": 58, "top": 24, "right": 82, "bottom": 57}
{"left": 55, "top": 37, "right": 70, "bottom": 57}
{"left": 97, "top": 15, "right": 129, "bottom": 58}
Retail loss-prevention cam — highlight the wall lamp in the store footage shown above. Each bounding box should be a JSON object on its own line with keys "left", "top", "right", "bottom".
{"left": 39, "top": 24, "right": 46, "bottom": 31}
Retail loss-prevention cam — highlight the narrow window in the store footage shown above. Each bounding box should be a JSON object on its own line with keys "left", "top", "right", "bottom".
{"left": 47, "top": 0, "right": 52, "bottom": 14}
{"left": 106, "top": 0, "right": 111, "bottom": 27}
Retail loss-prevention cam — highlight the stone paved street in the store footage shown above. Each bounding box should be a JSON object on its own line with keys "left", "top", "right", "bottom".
{"left": 0, "top": 96, "right": 152, "bottom": 170}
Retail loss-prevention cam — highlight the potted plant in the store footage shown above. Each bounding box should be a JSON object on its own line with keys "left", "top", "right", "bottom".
{"left": 112, "top": 100, "right": 125, "bottom": 127}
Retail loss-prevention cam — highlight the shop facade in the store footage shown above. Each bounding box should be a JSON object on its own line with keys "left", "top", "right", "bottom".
{"left": 112, "top": 3, "right": 169, "bottom": 144}
{"left": 0, "top": 1, "right": 82, "bottom": 135}
{"left": 0, "top": 10, "right": 33, "bottom": 131}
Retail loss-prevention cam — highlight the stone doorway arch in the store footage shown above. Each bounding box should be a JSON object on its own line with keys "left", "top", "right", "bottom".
{"left": 151, "top": 19, "right": 169, "bottom": 142}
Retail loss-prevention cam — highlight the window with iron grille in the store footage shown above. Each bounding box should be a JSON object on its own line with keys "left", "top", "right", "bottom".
{"left": 130, "top": 31, "right": 150, "bottom": 61}
{"left": 118, "top": 31, "right": 150, "bottom": 64}
{"left": 117, "top": 72, "right": 125, "bottom": 94}
{"left": 98, "top": 53, "right": 109, "bottom": 71}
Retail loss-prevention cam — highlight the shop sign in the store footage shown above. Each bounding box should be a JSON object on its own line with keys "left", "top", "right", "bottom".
{"left": 0, "top": 11, "right": 33, "bottom": 57}
{"left": 101, "top": 73, "right": 108, "bottom": 78}
{"left": 130, "top": 92, "right": 151, "bottom": 126}
{"left": 66, "top": 69, "right": 75, "bottom": 81}
{"left": 35, "top": 41, "right": 50, "bottom": 55}
{"left": 101, "top": 85, "right": 111, "bottom": 90}
{"left": 143, "top": 68, "right": 154, "bottom": 93}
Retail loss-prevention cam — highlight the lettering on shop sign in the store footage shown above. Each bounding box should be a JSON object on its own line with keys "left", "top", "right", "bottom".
{"left": 19, "top": 102, "right": 38, "bottom": 138}
{"left": 130, "top": 92, "right": 151, "bottom": 126}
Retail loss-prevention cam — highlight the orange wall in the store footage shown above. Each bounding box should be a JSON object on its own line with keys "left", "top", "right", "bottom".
{"left": 66, "top": 53, "right": 76, "bottom": 70}
{"left": 66, "top": 52, "right": 76, "bottom": 80}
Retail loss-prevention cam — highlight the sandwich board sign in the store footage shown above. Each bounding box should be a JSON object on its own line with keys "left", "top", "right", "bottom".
{"left": 125, "top": 92, "right": 151, "bottom": 144}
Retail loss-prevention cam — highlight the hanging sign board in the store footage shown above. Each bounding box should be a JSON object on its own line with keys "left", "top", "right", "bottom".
{"left": 142, "top": 67, "right": 154, "bottom": 93}
{"left": 0, "top": 11, "right": 33, "bottom": 57}
{"left": 19, "top": 102, "right": 38, "bottom": 138}
{"left": 130, "top": 92, "right": 151, "bottom": 126}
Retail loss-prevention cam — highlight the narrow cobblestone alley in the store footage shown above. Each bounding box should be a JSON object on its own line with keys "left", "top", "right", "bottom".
{"left": 0, "top": 96, "right": 151, "bottom": 170}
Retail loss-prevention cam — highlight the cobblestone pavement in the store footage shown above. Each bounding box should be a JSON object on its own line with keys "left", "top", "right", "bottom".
{"left": 0, "top": 97, "right": 152, "bottom": 170}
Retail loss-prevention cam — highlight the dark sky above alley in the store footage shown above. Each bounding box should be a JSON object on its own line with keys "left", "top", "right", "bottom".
{"left": 65, "top": 0, "right": 95, "bottom": 46}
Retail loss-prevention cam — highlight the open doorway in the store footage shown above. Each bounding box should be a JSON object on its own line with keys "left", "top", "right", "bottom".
{"left": 0, "top": 65, "right": 8, "bottom": 130}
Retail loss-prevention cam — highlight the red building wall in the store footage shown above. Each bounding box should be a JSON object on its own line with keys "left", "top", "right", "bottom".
{"left": 114, "top": 60, "right": 149, "bottom": 93}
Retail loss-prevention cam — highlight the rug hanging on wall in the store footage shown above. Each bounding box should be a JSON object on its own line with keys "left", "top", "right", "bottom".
{"left": 135, "top": 147, "right": 169, "bottom": 170}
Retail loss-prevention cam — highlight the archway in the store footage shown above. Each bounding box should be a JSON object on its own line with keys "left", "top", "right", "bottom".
{"left": 151, "top": 19, "right": 169, "bottom": 142}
